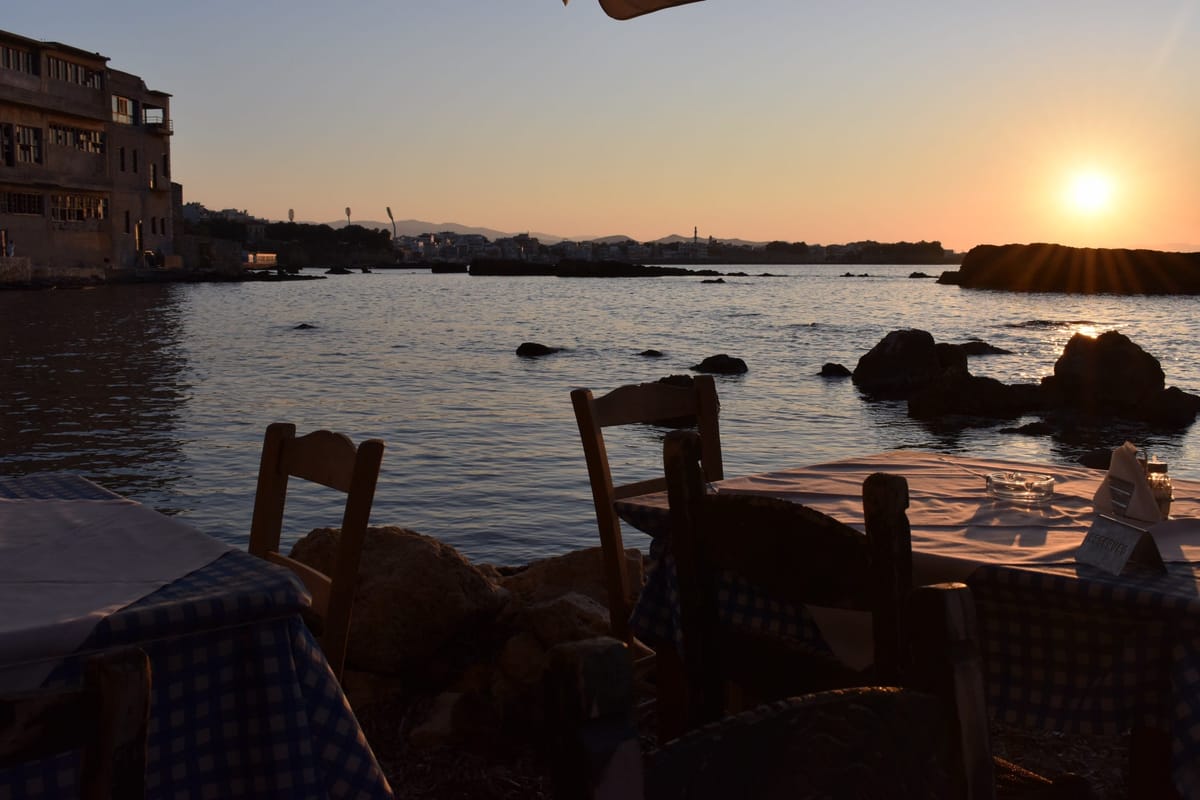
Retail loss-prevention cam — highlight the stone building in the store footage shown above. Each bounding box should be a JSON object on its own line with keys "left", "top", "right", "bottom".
{"left": 0, "top": 28, "right": 176, "bottom": 276}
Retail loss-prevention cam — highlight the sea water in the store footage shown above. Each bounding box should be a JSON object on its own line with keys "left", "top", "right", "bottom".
{"left": 2, "top": 265, "right": 1198, "bottom": 565}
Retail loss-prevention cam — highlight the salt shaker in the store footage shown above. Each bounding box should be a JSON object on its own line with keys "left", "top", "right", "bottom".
{"left": 1146, "top": 458, "right": 1173, "bottom": 519}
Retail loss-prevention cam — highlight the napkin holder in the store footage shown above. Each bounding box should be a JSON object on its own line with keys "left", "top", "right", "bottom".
{"left": 1076, "top": 514, "right": 1166, "bottom": 575}
{"left": 1091, "top": 441, "right": 1164, "bottom": 524}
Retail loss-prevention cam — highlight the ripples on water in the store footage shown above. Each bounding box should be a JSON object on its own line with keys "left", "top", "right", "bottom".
{"left": 2, "top": 266, "right": 1198, "bottom": 565}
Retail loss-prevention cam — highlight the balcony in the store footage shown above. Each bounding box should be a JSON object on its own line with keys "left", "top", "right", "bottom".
{"left": 145, "top": 118, "right": 174, "bottom": 135}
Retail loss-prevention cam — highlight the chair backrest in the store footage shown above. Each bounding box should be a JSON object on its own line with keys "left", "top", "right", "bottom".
{"left": 571, "top": 376, "right": 723, "bottom": 643}
{"left": 0, "top": 648, "right": 151, "bottom": 800}
{"left": 547, "top": 579, "right": 996, "bottom": 800}
{"left": 249, "top": 422, "right": 385, "bottom": 680}
{"left": 662, "top": 428, "right": 912, "bottom": 727}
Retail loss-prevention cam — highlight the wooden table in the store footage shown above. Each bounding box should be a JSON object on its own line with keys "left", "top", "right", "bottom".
{"left": 0, "top": 474, "right": 393, "bottom": 799}
{"left": 616, "top": 450, "right": 1200, "bottom": 799}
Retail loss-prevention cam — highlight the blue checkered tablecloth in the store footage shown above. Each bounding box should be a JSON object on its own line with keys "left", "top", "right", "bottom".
{"left": 617, "top": 464, "right": 1200, "bottom": 800}
{"left": 0, "top": 475, "right": 393, "bottom": 800}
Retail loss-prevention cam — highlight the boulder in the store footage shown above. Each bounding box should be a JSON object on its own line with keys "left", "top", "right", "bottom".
{"left": 496, "top": 546, "right": 642, "bottom": 610}
{"left": 1042, "top": 331, "right": 1164, "bottom": 418}
{"left": 934, "top": 342, "right": 968, "bottom": 374}
{"left": 520, "top": 592, "right": 611, "bottom": 648}
{"left": 819, "top": 362, "right": 852, "bottom": 378}
{"left": 639, "top": 349, "right": 664, "bottom": 358}
{"left": 959, "top": 340, "right": 1013, "bottom": 356}
{"left": 908, "top": 368, "right": 1037, "bottom": 420}
{"left": 516, "top": 341, "right": 560, "bottom": 357}
{"left": 852, "top": 329, "right": 941, "bottom": 398}
{"left": 290, "top": 526, "right": 509, "bottom": 677}
{"left": 691, "top": 353, "right": 748, "bottom": 374}
{"left": 1151, "top": 386, "right": 1200, "bottom": 427}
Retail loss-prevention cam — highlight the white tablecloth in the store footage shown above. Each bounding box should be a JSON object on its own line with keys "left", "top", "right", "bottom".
{"left": 0, "top": 495, "right": 235, "bottom": 689}
{"left": 712, "top": 450, "right": 1200, "bottom": 580}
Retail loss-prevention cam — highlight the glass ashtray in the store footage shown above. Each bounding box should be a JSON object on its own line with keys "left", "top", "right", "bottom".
{"left": 985, "top": 471, "right": 1055, "bottom": 504}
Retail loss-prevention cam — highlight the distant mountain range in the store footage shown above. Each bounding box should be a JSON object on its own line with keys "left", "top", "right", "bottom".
{"left": 314, "top": 218, "right": 766, "bottom": 247}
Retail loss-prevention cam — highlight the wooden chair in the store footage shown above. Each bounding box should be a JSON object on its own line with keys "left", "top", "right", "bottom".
{"left": 249, "top": 422, "right": 385, "bottom": 681}
{"left": 545, "top": 584, "right": 991, "bottom": 800}
{"left": 663, "top": 427, "right": 910, "bottom": 727}
{"left": 0, "top": 648, "right": 151, "bottom": 800}
{"left": 571, "top": 375, "right": 723, "bottom": 645}
{"left": 661, "top": 429, "right": 1092, "bottom": 800}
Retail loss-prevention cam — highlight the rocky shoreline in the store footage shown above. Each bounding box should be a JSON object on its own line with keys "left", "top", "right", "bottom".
{"left": 308, "top": 526, "right": 1129, "bottom": 798}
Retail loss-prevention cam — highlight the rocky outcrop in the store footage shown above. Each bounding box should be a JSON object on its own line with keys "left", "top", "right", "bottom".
{"left": 1041, "top": 331, "right": 1200, "bottom": 427}
{"left": 851, "top": 329, "right": 941, "bottom": 398}
{"left": 959, "top": 340, "right": 1012, "bottom": 356}
{"left": 908, "top": 368, "right": 1040, "bottom": 421}
{"left": 850, "top": 327, "right": 1200, "bottom": 430}
{"left": 291, "top": 526, "right": 509, "bottom": 679}
{"left": 941, "top": 243, "right": 1200, "bottom": 294}
{"left": 516, "top": 342, "right": 561, "bottom": 357}
{"left": 819, "top": 363, "right": 852, "bottom": 378}
{"left": 495, "top": 546, "right": 642, "bottom": 610}
{"left": 691, "top": 353, "right": 748, "bottom": 374}
{"left": 290, "top": 529, "right": 646, "bottom": 745}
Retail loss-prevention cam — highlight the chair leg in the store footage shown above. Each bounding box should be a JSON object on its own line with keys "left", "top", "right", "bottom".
{"left": 1129, "top": 725, "right": 1180, "bottom": 800}
{"left": 654, "top": 646, "right": 688, "bottom": 744}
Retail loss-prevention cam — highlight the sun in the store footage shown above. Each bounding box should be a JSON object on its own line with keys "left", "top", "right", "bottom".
{"left": 1065, "top": 171, "right": 1115, "bottom": 215}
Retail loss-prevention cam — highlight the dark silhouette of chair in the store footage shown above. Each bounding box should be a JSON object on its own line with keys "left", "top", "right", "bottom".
{"left": 249, "top": 422, "right": 385, "bottom": 681}
{"left": 570, "top": 376, "right": 723, "bottom": 645}
{"left": 0, "top": 648, "right": 151, "bottom": 800}
{"left": 659, "top": 428, "right": 1092, "bottom": 800}
{"left": 545, "top": 583, "right": 993, "bottom": 800}
{"left": 664, "top": 427, "right": 911, "bottom": 726}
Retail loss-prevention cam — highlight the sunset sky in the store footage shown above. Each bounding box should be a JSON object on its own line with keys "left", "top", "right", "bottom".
{"left": 9, "top": 1, "right": 1199, "bottom": 252}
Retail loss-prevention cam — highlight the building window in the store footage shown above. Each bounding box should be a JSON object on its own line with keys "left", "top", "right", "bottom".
{"left": 15, "top": 126, "right": 42, "bottom": 164}
{"left": 49, "top": 123, "right": 105, "bottom": 155}
{"left": 150, "top": 162, "right": 157, "bottom": 189}
{"left": 132, "top": 149, "right": 138, "bottom": 173}
{"left": 46, "top": 56, "right": 101, "bottom": 89}
{"left": 119, "top": 146, "right": 126, "bottom": 171}
{"left": 162, "top": 153, "right": 169, "bottom": 180}
{"left": 112, "top": 95, "right": 136, "bottom": 125}
{"left": 0, "top": 124, "right": 12, "bottom": 167}
{"left": 50, "top": 193, "right": 108, "bottom": 222}
{"left": 0, "top": 45, "right": 35, "bottom": 75}
{"left": 0, "top": 192, "right": 44, "bottom": 215}
{"left": 124, "top": 209, "right": 130, "bottom": 234}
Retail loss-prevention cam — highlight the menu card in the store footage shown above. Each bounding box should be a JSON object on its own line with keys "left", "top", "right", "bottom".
{"left": 1076, "top": 514, "right": 1166, "bottom": 575}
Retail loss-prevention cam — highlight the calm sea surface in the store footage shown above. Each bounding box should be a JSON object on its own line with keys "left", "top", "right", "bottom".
{"left": 3, "top": 265, "right": 1199, "bottom": 565}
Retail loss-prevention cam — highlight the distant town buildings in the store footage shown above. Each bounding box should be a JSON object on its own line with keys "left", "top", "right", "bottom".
{"left": 0, "top": 28, "right": 176, "bottom": 275}
{"left": 182, "top": 200, "right": 955, "bottom": 270}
